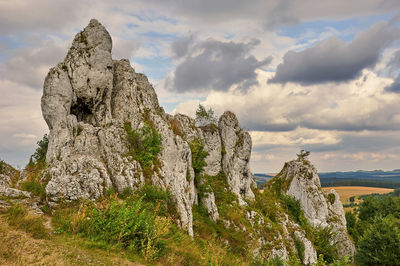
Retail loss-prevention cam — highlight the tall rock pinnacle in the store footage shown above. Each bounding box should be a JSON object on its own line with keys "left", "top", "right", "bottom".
{"left": 41, "top": 19, "right": 256, "bottom": 236}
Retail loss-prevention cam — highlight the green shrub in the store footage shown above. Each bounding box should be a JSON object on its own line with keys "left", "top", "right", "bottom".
{"left": 266, "top": 256, "right": 286, "bottom": 266}
{"left": 327, "top": 193, "right": 336, "bottom": 204}
{"left": 57, "top": 196, "right": 169, "bottom": 261}
{"left": 20, "top": 180, "right": 46, "bottom": 200}
{"left": 124, "top": 121, "right": 162, "bottom": 178}
{"left": 280, "top": 195, "right": 308, "bottom": 230}
{"left": 4, "top": 204, "right": 49, "bottom": 239}
{"left": 345, "top": 211, "right": 357, "bottom": 238}
{"left": 294, "top": 236, "right": 305, "bottom": 263}
{"left": 356, "top": 215, "right": 400, "bottom": 265}
{"left": 313, "top": 226, "right": 338, "bottom": 263}
{"left": 31, "top": 134, "right": 49, "bottom": 165}
{"left": 135, "top": 184, "right": 178, "bottom": 218}
{"left": 189, "top": 139, "right": 208, "bottom": 179}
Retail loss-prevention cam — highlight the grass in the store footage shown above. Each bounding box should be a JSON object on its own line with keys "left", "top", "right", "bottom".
{"left": 2, "top": 204, "right": 49, "bottom": 239}
{"left": 0, "top": 215, "right": 142, "bottom": 265}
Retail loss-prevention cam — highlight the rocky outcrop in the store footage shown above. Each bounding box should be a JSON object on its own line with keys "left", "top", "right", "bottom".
{"left": 0, "top": 162, "right": 43, "bottom": 214}
{"left": 269, "top": 157, "right": 355, "bottom": 257}
{"left": 0, "top": 161, "right": 29, "bottom": 199}
{"left": 41, "top": 19, "right": 255, "bottom": 235}
{"left": 219, "top": 111, "right": 255, "bottom": 204}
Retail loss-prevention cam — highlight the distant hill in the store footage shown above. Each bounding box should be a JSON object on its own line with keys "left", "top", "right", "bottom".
{"left": 319, "top": 169, "right": 400, "bottom": 189}
{"left": 253, "top": 173, "right": 274, "bottom": 187}
{"left": 254, "top": 170, "right": 400, "bottom": 189}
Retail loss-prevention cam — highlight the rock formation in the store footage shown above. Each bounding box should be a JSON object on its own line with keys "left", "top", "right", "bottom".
{"left": 0, "top": 161, "right": 42, "bottom": 214}
{"left": 41, "top": 19, "right": 255, "bottom": 236}
{"left": 37, "top": 19, "right": 356, "bottom": 262}
{"left": 268, "top": 156, "right": 356, "bottom": 257}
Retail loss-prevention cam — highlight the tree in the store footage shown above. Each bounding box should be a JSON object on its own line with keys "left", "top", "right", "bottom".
{"left": 296, "top": 150, "right": 310, "bottom": 161}
{"left": 356, "top": 215, "right": 400, "bottom": 265}
{"left": 30, "top": 134, "right": 49, "bottom": 165}
{"left": 357, "top": 196, "right": 378, "bottom": 221}
{"left": 195, "top": 104, "right": 217, "bottom": 127}
{"left": 345, "top": 211, "right": 357, "bottom": 238}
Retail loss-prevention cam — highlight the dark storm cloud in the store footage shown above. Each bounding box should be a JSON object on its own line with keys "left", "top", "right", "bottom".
{"left": 171, "top": 35, "right": 194, "bottom": 58}
{"left": 143, "top": 0, "right": 400, "bottom": 29}
{"left": 269, "top": 22, "right": 400, "bottom": 85}
{"left": 171, "top": 39, "right": 272, "bottom": 92}
{"left": 302, "top": 131, "right": 400, "bottom": 153}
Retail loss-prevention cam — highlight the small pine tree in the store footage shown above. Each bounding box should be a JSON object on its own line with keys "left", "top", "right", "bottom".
{"left": 195, "top": 104, "right": 217, "bottom": 127}
{"left": 297, "top": 150, "right": 310, "bottom": 161}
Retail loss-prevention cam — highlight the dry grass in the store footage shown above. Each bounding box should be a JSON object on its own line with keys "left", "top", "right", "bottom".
{"left": 322, "top": 186, "right": 394, "bottom": 204}
{"left": 0, "top": 216, "right": 143, "bottom": 265}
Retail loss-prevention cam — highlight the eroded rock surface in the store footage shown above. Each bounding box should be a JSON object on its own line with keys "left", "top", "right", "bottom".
{"left": 41, "top": 19, "right": 255, "bottom": 235}
{"left": 269, "top": 158, "right": 355, "bottom": 257}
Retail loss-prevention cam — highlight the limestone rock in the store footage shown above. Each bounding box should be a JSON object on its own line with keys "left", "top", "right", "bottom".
{"left": 269, "top": 158, "right": 355, "bottom": 257}
{"left": 41, "top": 19, "right": 255, "bottom": 236}
{"left": 0, "top": 176, "right": 31, "bottom": 199}
{"left": 219, "top": 111, "right": 255, "bottom": 204}
{"left": 201, "top": 191, "right": 219, "bottom": 221}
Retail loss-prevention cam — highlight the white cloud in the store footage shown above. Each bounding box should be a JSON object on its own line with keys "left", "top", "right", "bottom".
{"left": 0, "top": 79, "right": 47, "bottom": 166}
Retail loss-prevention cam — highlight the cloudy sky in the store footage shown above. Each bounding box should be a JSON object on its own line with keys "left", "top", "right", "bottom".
{"left": 1, "top": 0, "right": 400, "bottom": 173}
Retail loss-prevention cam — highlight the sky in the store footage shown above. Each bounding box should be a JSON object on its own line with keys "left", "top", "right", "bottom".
{"left": 1, "top": 0, "right": 400, "bottom": 173}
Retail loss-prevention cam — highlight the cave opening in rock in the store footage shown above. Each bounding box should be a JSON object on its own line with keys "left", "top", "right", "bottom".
{"left": 70, "top": 98, "right": 94, "bottom": 124}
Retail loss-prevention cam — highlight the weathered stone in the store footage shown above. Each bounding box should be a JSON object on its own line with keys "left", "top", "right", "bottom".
{"left": 41, "top": 19, "right": 255, "bottom": 236}
{"left": 219, "top": 111, "right": 255, "bottom": 204}
{"left": 270, "top": 158, "right": 356, "bottom": 257}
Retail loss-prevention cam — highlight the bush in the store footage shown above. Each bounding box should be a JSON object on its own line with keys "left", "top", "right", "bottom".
{"left": 20, "top": 180, "right": 46, "bottom": 200}
{"left": 345, "top": 211, "right": 356, "bottom": 237}
{"left": 280, "top": 195, "right": 308, "bottom": 230}
{"left": 189, "top": 139, "right": 208, "bottom": 184}
{"left": 53, "top": 187, "right": 178, "bottom": 261}
{"left": 124, "top": 121, "right": 162, "bottom": 178}
{"left": 356, "top": 215, "right": 400, "bottom": 265}
{"left": 4, "top": 204, "right": 49, "bottom": 239}
{"left": 135, "top": 184, "right": 178, "bottom": 218}
{"left": 327, "top": 193, "right": 336, "bottom": 204}
{"left": 55, "top": 196, "right": 169, "bottom": 261}
{"left": 294, "top": 236, "right": 305, "bottom": 263}
{"left": 30, "top": 134, "right": 49, "bottom": 165}
{"left": 313, "top": 226, "right": 338, "bottom": 263}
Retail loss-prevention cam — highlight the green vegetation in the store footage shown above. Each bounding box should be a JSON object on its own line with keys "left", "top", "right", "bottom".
{"left": 29, "top": 134, "right": 48, "bottom": 166}
{"left": 51, "top": 184, "right": 247, "bottom": 264}
{"left": 313, "top": 226, "right": 338, "bottom": 263}
{"left": 356, "top": 215, "right": 400, "bottom": 265}
{"left": 2, "top": 204, "right": 49, "bottom": 239}
{"left": 189, "top": 139, "right": 208, "bottom": 184}
{"left": 345, "top": 192, "right": 400, "bottom": 265}
{"left": 19, "top": 134, "right": 50, "bottom": 202}
{"left": 195, "top": 104, "right": 217, "bottom": 127}
{"left": 327, "top": 193, "right": 336, "bottom": 204}
{"left": 124, "top": 121, "right": 162, "bottom": 178}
